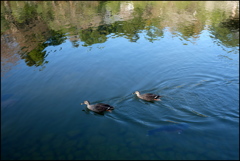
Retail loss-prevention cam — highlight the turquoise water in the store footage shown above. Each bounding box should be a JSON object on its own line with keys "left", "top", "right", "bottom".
{"left": 1, "top": 1, "right": 239, "bottom": 160}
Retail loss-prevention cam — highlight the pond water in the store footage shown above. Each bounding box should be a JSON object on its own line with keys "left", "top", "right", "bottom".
{"left": 1, "top": 1, "right": 239, "bottom": 160}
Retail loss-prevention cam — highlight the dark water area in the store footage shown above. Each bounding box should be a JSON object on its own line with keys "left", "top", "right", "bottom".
{"left": 1, "top": 1, "right": 239, "bottom": 160}
{"left": 147, "top": 123, "right": 189, "bottom": 136}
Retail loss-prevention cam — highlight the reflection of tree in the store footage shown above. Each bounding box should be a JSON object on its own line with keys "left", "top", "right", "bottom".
{"left": 210, "top": 17, "right": 239, "bottom": 49}
{"left": 79, "top": 27, "right": 108, "bottom": 47}
{"left": 130, "top": 33, "right": 140, "bottom": 42}
{"left": 1, "top": 13, "right": 10, "bottom": 33}
{"left": 71, "top": 41, "right": 80, "bottom": 48}
{"left": 20, "top": 2, "right": 38, "bottom": 24}
{"left": 9, "top": 2, "right": 39, "bottom": 27}
{"left": 79, "top": 18, "right": 146, "bottom": 46}
{"left": 22, "top": 43, "right": 48, "bottom": 67}
{"left": 145, "top": 25, "right": 164, "bottom": 42}
{"left": 21, "top": 29, "right": 67, "bottom": 68}
{"left": 1, "top": 34, "right": 21, "bottom": 78}
{"left": 179, "top": 24, "right": 195, "bottom": 38}
{"left": 1, "top": 1, "right": 239, "bottom": 70}
{"left": 221, "top": 18, "right": 239, "bottom": 32}
{"left": 3, "top": 1, "right": 238, "bottom": 47}
{"left": 45, "top": 30, "right": 67, "bottom": 46}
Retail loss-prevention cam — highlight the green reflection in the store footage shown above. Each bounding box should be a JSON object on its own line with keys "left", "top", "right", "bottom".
{"left": 79, "top": 27, "right": 108, "bottom": 47}
{"left": 21, "top": 30, "right": 67, "bottom": 68}
{"left": 45, "top": 30, "right": 67, "bottom": 46}
{"left": 210, "top": 17, "right": 239, "bottom": 49}
{"left": 1, "top": 1, "right": 239, "bottom": 69}
{"left": 22, "top": 43, "right": 48, "bottom": 67}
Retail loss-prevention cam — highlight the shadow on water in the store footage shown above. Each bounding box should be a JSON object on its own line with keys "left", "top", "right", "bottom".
{"left": 82, "top": 108, "right": 106, "bottom": 116}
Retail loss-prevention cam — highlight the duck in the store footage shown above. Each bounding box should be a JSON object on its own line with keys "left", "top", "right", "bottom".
{"left": 82, "top": 100, "right": 114, "bottom": 113}
{"left": 133, "top": 91, "right": 162, "bottom": 101}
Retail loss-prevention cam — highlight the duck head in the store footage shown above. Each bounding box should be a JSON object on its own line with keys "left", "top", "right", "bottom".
{"left": 133, "top": 91, "right": 140, "bottom": 96}
{"left": 80, "top": 100, "right": 90, "bottom": 105}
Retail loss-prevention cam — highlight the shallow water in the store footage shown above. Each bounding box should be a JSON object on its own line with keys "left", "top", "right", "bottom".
{"left": 1, "top": 1, "right": 239, "bottom": 160}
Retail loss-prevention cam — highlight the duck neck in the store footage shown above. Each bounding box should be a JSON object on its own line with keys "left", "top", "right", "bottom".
{"left": 135, "top": 92, "right": 141, "bottom": 97}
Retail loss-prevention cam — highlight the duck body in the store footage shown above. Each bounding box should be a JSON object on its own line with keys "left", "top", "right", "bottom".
{"left": 83, "top": 101, "right": 114, "bottom": 113}
{"left": 133, "top": 91, "right": 161, "bottom": 101}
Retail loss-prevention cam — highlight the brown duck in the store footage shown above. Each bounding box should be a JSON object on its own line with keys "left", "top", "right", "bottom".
{"left": 133, "top": 91, "right": 161, "bottom": 101}
{"left": 82, "top": 101, "right": 114, "bottom": 113}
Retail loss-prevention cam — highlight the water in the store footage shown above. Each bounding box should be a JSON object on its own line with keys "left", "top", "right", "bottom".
{"left": 1, "top": 1, "right": 239, "bottom": 160}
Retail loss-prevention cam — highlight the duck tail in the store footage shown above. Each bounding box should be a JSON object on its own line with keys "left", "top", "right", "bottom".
{"left": 108, "top": 106, "right": 114, "bottom": 110}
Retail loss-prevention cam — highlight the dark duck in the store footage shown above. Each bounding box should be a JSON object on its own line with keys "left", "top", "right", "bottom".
{"left": 82, "top": 101, "right": 114, "bottom": 113}
{"left": 133, "top": 91, "right": 161, "bottom": 101}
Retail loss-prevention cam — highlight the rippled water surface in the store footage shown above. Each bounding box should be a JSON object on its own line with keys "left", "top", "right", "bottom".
{"left": 1, "top": 1, "right": 239, "bottom": 160}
